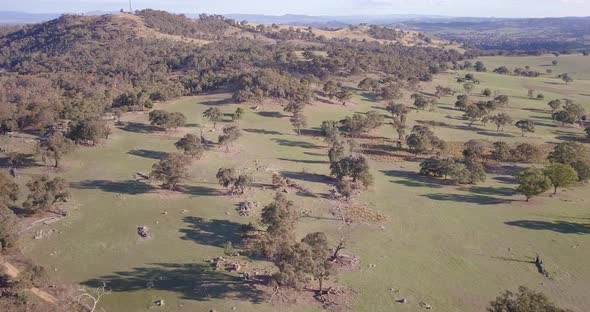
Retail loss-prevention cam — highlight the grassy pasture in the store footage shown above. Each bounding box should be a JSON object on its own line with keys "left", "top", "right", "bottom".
{"left": 12, "top": 58, "right": 590, "bottom": 312}
{"left": 477, "top": 54, "right": 590, "bottom": 80}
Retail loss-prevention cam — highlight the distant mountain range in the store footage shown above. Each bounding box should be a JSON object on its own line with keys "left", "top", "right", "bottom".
{"left": 0, "top": 11, "right": 60, "bottom": 24}
{"left": 2, "top": 10, "right": 588, "bottom": 51}
{"left": 0, "top": 11, "right": 115, "bottom": 24}
{"left": 0, "top": 10, "right": 551, "bottom": 26}
{"left": 218, "top": 13, "right": 457, "bottom": 27}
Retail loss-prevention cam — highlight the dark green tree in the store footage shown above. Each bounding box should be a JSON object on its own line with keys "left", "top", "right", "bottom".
{"left": 330, "top": 156, "right": 373, "bottom": 188}
{"left": 543, "top": 163, "right": 578, "bottom": 194}
{"left": 547, "top": 99, "right": 562, "bottom": 112}
{"left": 218, "top": 126, "right": 242, "bottom": 152}
{"left": 202, "top": 107, "right": 223, "bottom": 129}
{"left": 290, "top": 111, "right": 307, "bottom": 136}
{"left": 464, "top": 104, "right": 488, "bottom": 127}
{"left": 284, "top": 101, "right": 305, "bottom": 116}
{"left": 150, "top": 153, "right": 189, "bottom": 190}
{"left": 320, "top": 120, "right": 342, "bottom": 145}
{"left": 488, "top": 286, "right": 572, "bottom": 312}
{"left": 511, "top": 143, "right": 542, "bottom": 163}
{"left": 494, "top": 95, "right": 510, "bottom": 107}
{"left": 68, "top": 118, "right": 111, "bottom": 145}
{"left": 175, "top": 134, "right": 204, "bottom": 158}
{"left": 301, "top": 232, "right": 334, "bottom": 293}
{"left": 232, "top": 107, "right": 245, "bottom": 122}
{"left": 216, "top": 168, "right": 252, "bottom": 195}
{"left": 516, "top": 168, "right": 551, "bottom": 202}
{"left": 548, "top": 142, "right": 590, "bottom": 181}
{"left": 36, "top": 132, "right": 74, "bottom": 168}
{"left": 515, "top": 120, "right": 535, "bottom": 137}
{"left": 491, "top": 141, "right": 511, "bottom": 161}
{"left": 490, "top": 113, "right": 512, "bottom": 132}
{"left": 335, "top": 89, "right": 353, "bottom": 106}
{"left": 552, "top": 110, "right": 575, "bottom": 126}
{"left": 23, "top": 175, "right": 69, "bottom": 212}
{"left": 0, "top": 171, "right": 19, "bottom": 203}
{"left": 0, "top": 203, "right": 19, "bottom": 250}
{"left": 339, "top": 112, "right": 383, "bottom": 137}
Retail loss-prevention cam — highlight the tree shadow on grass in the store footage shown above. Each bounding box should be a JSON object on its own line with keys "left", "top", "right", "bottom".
{"left": 544, "top": 81, "right": 566, "bottom": 86}
{"left": 281, "top": 171, "right": 332, "bottom": 184}
{"left": 119, "top": 122, "right": 161, "bottom": 134}
{"left": 494, "top": 176, "right": 517, "bottom": 184}
{"left": 0, "top": 154, "right": 39, "bottom": 169}
{"left": 304, "top": 152, "right": 325, "bottom": 157}
{"left": 257, "top": 111, "right": 286, "bottom": 118}
{"left": 299, "top": 129, "right": 323, "bottom": 137}
{"left": 176, "top": 185, "right": 221, "bottom": 197}
{"left": 491, "top": 256, "right": 535, "bottom": 264}
{"left": 203, "top": 98, "right": 234, "bottom": 106}
{"left": 180, "top": 216, "right": 243, "bottom": 247}
{"left": 277, "top": 158, "right": 329, "bottom": 165}
{"left": 83, "top": 262, "right": 265, "bottom": 303}
{"left": 422, "top": 193, "right": 512, "bottom": 205}
{"left": 467, "top": 186, "right": 518, "bottom": 197}
{"left": 530, "top": 115, "right": 554, "bottom": 121}
{"left": 243, "top": 128, "right": 283, "bottom": 135}
{"left": 128, "top": 149, "right": 169, "bottom": 160}
{"left": 552, "top": 130, "right": 585, "bottom": 142}
{"left": 485, "top": 164, "right": 522, "bottom": 176}
{"left": 381, "top": 170, "right": 446, "bottom": 189}
{"left": 505, "top": 220, "right": 590, "bottom": 234}
{"left": 71, "top": 180, "right": 155, "bottom": 195}
{"left": 476, "top": 131, "right": 515, "bottom": 138}
{"left": 522, "top": 108, "right": 549, "bottom": 114}
{"left": 272, "top": 139, "right": 321, "bottom": 149}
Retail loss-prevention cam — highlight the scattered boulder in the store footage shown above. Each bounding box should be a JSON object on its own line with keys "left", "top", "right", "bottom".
{"left": 396, "top": 298, "right": 407, "bottom": 304}
{"left": 210, "top": 257, "right": 225, "bottom": 271}
{"left": 137, "top": 226, "right": 151, "bottom": 239}
{"left": 236, "top": 201, "right": 260, "bottom": 216}
{"left": 226, "top": 262, "right": 241, "bottom": 272}
{"left": 419, "top": 301, "right": 432, "bottom": 309}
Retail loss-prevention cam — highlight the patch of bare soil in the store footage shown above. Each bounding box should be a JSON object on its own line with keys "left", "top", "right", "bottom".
{"left": 0, "top": 257, "right": 59, "bottom": 305}
{"left": 332, "top": 202, "right": 386, "bottom": 224}
{"left": 331, "top": 254, "right": 361, "bottom": 272}
{"left": 256, "top": 283, "right": 355, "bottom": 312}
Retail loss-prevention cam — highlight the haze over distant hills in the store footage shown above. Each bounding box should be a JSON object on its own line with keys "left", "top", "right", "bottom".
{"left": 1, "top": 10, "right": 588, "bottom": 51}
{"left": 0, "top": 10, "right": 553, "bottom": 26}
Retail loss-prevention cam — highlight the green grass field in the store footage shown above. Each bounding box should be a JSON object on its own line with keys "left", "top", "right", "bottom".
{"left": 477, "top": 54, "right": 590, "bottom": 80}
{"left": 14, "top": 56, "right": 590, "bottom": 312}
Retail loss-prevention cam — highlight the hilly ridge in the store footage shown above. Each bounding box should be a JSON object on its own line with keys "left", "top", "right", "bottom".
{"left": 0, "top": 10, "right": 463, "bottom": 133}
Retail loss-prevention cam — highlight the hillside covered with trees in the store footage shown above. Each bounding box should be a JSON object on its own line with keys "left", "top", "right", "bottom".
{"left": 0, "top": 10, "right": 463, "bottom": 134}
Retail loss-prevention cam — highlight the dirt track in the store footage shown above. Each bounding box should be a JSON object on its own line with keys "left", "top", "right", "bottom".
{"left": 1, "top": 258, "right": 59, "bottom": 305}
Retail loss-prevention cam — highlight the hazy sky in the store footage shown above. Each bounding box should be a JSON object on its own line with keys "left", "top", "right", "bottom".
{"left": 3, "top": 0, "right": 590, "bottom": 17}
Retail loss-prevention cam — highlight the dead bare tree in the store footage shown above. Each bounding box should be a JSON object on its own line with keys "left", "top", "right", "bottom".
{"left": 72, "top": 282, "right": 111, "bottom": 312}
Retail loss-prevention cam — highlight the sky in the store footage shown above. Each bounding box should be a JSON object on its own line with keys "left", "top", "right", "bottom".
{"left": 2, "top": 0, "right": 590, "bottom": 17}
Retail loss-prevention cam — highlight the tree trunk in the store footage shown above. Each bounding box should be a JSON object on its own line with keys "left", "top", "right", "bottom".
{"left": 332, "top": 242, "right": 344, "bottom": 260}
{"left": 318, "top": 277, "right": 323, "bottom": 293}
{"left": 554, "top": 186, "right": 558, "bottom": 194}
